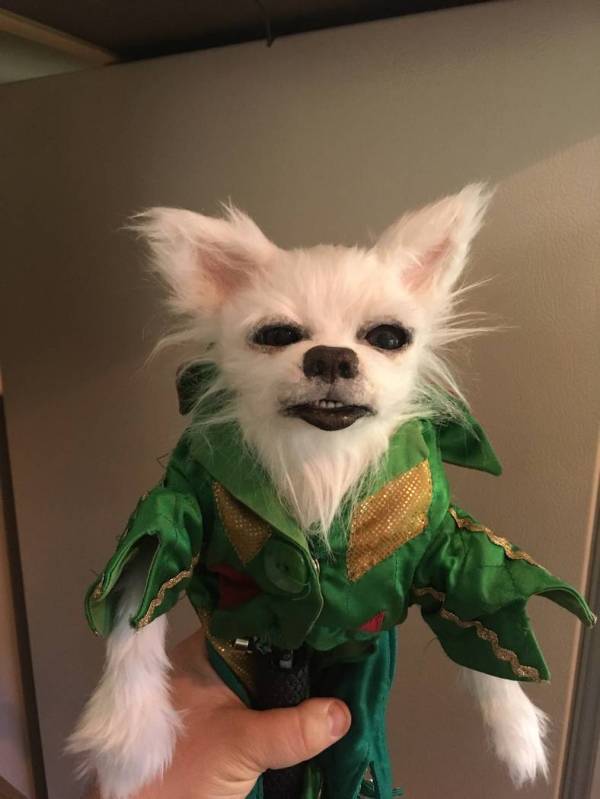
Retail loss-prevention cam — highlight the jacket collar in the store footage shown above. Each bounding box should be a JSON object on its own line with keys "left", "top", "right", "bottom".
{"left": 190, "top": 420, "right": 304, "bottom": 543}
{"left": 187, "top": 418, "right": 431, "bottom": 542}
{"left": 176, "top": 363, "right": 500, "bottom": 497}
{"left": 434, "top": 406, "right": 502, "bottom": 476}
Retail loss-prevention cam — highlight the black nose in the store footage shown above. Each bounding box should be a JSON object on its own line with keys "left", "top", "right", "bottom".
{"left": 302, "top": 346, "right": 359, "bottom": 383}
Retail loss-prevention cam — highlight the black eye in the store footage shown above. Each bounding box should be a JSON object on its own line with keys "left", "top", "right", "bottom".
{"left": 364, "top": 324, "right": 412, "bottom": 351}
{"left": 252, "top": 324, "right": 305, "bottom": 348}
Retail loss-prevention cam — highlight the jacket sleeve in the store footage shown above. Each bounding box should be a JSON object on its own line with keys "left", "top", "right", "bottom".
{"left": 85, "top": 450, "right": 204, "bottom": 637}
{"left": 412, "top": 505, "right": 596, "bottom": 682}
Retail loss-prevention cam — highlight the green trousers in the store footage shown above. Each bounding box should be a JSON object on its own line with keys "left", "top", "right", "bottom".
{"left": 207, "top": 630, "right": 402, "bottom": 799}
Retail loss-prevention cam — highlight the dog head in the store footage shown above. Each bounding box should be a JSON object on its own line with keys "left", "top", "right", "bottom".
{"left": 136, "top": 185, "right": 490, "bottom": 530}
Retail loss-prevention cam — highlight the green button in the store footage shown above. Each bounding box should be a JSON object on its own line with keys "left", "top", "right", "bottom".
{"left": 264, "top": 541, "right": 308, "bottom": 595}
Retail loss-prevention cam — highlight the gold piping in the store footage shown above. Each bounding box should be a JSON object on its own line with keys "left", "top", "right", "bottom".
{"left": 449, "top": 507, "right": 540, "bottom": 567}
{"left": 136, "top": 554, "right": 200, "bottom": 629}
{"left": 412, "top": 585, "right": 445, "bottom": 603}
{"left": 412, "top": 585, "right": 541, "bottom": 681}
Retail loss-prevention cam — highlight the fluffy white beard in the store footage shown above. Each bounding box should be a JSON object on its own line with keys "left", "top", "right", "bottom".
{"left": 241, "top": 412, "right": 397, "bottom": 536}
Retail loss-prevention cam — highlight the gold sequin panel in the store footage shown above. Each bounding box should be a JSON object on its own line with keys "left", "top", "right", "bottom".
{"left": 213, "top": 482, "right": 271, "bottom": 564}
{"left": 197, "top": 610, "right": 258, "bottom": 695}
{"left": 412, "top": 586, "right": 541, "bottom": 681}
{"left": 449, "top": 507, "right": 540, "bottom": 567}
{"left": 347, "top": 459, "right": 432, "bottom": 582}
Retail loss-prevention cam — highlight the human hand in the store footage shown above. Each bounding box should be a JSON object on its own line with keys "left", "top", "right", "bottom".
{"left": 84, "top": 630, "right": 351, "bottom": 799}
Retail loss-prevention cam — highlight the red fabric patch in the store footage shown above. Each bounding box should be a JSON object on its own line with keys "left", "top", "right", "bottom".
{"left": 211, "top": 563, "right": 261, "bottom": 609}
{"left": 358, "top": 611, "right": 385, "bottom": 633}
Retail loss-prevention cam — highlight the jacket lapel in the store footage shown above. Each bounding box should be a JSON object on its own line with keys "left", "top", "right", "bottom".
{"left": 189, "top": 418, "right": 432, "bottom": 541}
{"left": 187, "top": 422, "right": 307, "bottom": 549}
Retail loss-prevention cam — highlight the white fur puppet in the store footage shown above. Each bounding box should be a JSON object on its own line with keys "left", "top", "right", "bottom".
{"left": 70, "top": 185, "right": 595, "bottom": 799}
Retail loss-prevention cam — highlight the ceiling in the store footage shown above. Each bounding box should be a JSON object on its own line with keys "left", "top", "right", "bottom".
{"left": 1, "top": 1, "right": 494, "bottom": 60}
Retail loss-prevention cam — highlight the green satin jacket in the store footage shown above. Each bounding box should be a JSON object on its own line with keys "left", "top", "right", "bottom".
{"left": 85, "top": 411, "right": 595, "bottom": 799}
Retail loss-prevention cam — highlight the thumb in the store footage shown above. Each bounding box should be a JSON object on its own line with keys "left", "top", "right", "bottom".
{"left": 233, "top": 698, "right": 351, "bottom": 774}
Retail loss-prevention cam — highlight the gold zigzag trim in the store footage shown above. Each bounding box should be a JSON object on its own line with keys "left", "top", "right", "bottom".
{"left": 413, "top": 585, "right": 445, "bottom": 603}
{"left": 136, "top": 554, "right": 200, "bottom": 629}
{"left": 412, "top": 586, "right": 541, "bottom": 682}
{"left": 449, "top": 507, "right": 540, "bottom": 567}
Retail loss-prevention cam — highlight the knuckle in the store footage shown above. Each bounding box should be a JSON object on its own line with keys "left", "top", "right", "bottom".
{"left": 292, "top": 705, "right": 316, "bottom": 756}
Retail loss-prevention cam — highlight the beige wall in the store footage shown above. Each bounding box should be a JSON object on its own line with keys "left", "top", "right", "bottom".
{"left": 0, "top": 1, "right": 598, "bottom": 797}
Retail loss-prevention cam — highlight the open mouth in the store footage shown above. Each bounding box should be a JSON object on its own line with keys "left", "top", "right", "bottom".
{"left": 284, "top": 399, "right": 374, "bottom": 431}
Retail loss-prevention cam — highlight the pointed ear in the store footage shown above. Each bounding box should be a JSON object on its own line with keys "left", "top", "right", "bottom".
{"left": 131, "top": 205, "right": 278, "bottom": 316}
{"left": 376, "top": 184, "right": 492, "bottom": 296}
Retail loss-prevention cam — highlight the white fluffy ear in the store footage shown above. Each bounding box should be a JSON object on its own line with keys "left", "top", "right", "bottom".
{"left": 376, "top": 184, "right": 492, "bottom": 296}
{"left": 132, "top": 205, "right": 278, "bottom": 316}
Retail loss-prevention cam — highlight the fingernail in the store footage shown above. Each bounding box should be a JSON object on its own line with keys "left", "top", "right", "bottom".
{"left": 327, "top": 701, "right": 350, "bottom": 738}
